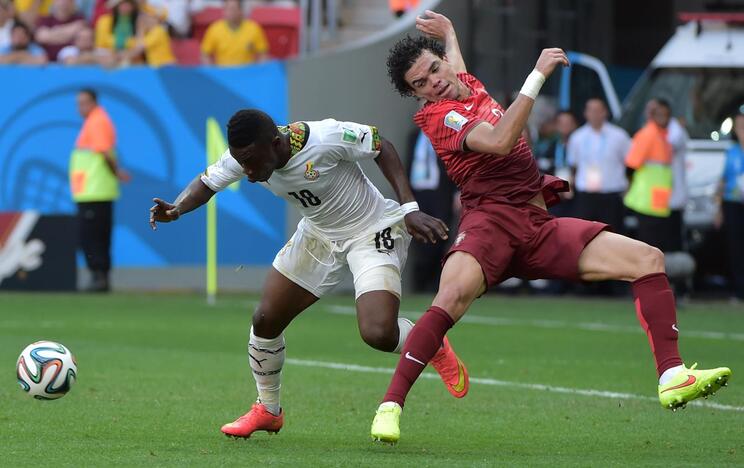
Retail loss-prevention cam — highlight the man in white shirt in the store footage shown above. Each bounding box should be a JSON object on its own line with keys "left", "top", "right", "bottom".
{"left": 149, "top": 109, "right": 467, "bottom": 439}
{"left": 567, "top": 98, "right": 632, "bottom": 233}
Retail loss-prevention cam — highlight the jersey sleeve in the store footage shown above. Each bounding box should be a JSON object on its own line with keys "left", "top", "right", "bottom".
{"left": 415, "top": 101, "right": 483, "bottom": 153}
{"left": 200, "top": 149, "right": 243, "bottom": 192}
{"left": 328, "top": 120, "right": 382, "bottom": 161}
{"left": 250, "top": 21, "right": 269, "bottom": 55}
{"left": 200, "top": 24, "right": 216, "bottom": 56}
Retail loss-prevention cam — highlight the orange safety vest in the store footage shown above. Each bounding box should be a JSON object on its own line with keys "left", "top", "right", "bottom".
{"left": 389, "top": 0, "right": 419, "bottom": 12}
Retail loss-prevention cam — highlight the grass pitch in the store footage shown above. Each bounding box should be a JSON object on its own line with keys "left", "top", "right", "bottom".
{"left": 2, "top": 292, "right": 743, "bottom": 466}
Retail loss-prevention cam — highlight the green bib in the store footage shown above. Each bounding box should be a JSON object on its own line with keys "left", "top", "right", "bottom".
{"left": 624, "top": 163, "right": 672, "bottom": 217}
{"left": 69, "top": 149, "right": 120, "bottom": 202}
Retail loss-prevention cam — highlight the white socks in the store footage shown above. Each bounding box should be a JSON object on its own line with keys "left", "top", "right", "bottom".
{"left": 249, "top": 327, "right": 285, "bottom": 416}
{"left": 659, "top": 364, "right": 685, "bottom": 385}
{"left": 393, "top": 317, "right": 414, "bottom": 354}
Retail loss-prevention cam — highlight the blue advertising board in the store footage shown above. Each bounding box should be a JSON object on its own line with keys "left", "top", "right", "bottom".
{"left": 0, "top": 63, "right": 287, "bottom": 267}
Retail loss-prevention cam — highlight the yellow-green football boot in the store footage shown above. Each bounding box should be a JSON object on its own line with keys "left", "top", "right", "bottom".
{"left": 659, "top": 363, "right": 732, "bottom": 410}
{"left": 371, "top": 402, "right": 401, "bottom": 444}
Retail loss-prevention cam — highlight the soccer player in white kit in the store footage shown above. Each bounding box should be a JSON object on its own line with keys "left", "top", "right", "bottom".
{"left": 149, "top": 109, "right": 469, "bottom": 438}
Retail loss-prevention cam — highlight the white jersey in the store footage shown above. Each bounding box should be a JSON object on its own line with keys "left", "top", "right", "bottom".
{"left": 201, "top": 119, "right": 393, "bottom": 240}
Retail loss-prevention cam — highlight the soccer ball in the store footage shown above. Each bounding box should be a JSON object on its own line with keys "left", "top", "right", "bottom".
{"left": 16, "top": 341, "right": 77, "bottom": 400}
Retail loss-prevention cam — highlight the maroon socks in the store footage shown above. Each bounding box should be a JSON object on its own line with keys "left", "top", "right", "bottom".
{"left": 632, "top": 272, "right": 684, "bottom": 376}
{"left": 382, "top": 306, "right": 454, "bottom": 407}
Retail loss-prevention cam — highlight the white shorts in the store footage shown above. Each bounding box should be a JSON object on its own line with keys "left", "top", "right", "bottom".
{"left": 272, "top": 200, "right": 412, "bottom": 299}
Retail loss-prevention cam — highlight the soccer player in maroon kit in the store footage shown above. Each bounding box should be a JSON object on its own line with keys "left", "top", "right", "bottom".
{"left": 370, "top": 11, "right": 732, "bottom": 444}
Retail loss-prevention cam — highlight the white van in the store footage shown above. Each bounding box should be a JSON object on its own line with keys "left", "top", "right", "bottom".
{"left": 561, "top": 13, "right": 744, "bottom": 229}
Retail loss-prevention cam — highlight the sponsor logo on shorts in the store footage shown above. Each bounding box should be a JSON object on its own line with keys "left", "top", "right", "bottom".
{"left": 278, "top": 240, "right": 293, "bottom": 255}
{"left": 454, "top": 231, "right": 466, "bottom": 247}
{"left": 444, "top": 110, "right": 468, "bottom": 132}
{"left": 304, "top": 162, "right": 320, "bottom": 181}
{"left": 492, "top": 108, "right": 504, "bottom": 118}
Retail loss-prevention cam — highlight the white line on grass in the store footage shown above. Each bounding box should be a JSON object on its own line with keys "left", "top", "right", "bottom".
{"left": 324, "top": 305, "right": 744, "bottom": 342}
{"left": 286, "top": 358, "right": 743, "bottom": 412}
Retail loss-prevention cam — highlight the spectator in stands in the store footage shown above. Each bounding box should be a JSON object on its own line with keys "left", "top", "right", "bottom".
{"left": 35, "top": 0, "right": 86, "bottom": 61}
{"left": 58, "top": 25, "right": 114, "bottom": 64}
{"left": 538, "top": 110, "right": 578, "bottom": 217}
{"left": 718, "top": 109, "right": 744, "bottom": 302}
{"left": 624, "top": 99, "right": 675, "bottom": 251}
{"left": 76, "top": 0, "right": 94, "bottom": 21}
{"left": 409, "top": 130, "right": 458, "bottom": 293}
{"left": 129, "top": 10, "right": 174, "bottom": 66}
{"left": 0, "top": 21, "right": 48, "bottom": 63}
{"left": 70, "top": 88, "right": 129, "bottom": 292}
{"left": 147, "top": 0, "right": 189, "bottom": 37}
{"left": 200, "top": 0, "right": 268, "bottom": 66}
{"left": 15, "top": 0, "right": 52, "bottom": 26}
{"left": 95, "top": 0, "right": 138, "bottom": 63}
{"left": 0, "top": 0, "right": 17, "bottom": 49}
{"left": 567, "top": 98, "right": 631, "bottom": 232}
{"left": 532, "top": 113, "right": 556, "bottom": 164}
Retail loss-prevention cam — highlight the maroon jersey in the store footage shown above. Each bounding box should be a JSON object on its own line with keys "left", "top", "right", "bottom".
{"left": 414, "top": 72, "right": 565, "bottom": 209}
{"left": 36, "top": 14, "right": 85, "bottom": 61}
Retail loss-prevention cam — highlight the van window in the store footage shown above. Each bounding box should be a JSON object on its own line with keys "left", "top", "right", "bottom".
{"left": 569, "top": 64, "right": 614, "bottom": 121}
{"left": 618, "top": 68, "right": 744, "bottom": 139}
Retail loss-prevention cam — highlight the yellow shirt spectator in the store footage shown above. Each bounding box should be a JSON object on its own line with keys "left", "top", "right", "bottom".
{"left": 15, "top": 0, "right": 52, "bottom": 16}
{"left": 201, "top": 18, "right": 268, "bottom": 66}
{"left": 95, "top": 13, "right": 136, "bottom": 51}
{"left": 142, "top": 23, "right": 174, "bottom": 67}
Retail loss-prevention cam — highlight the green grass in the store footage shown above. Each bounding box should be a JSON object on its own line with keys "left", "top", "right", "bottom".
{"left": 1, "top": 293, "right": 743, "bottom": 466}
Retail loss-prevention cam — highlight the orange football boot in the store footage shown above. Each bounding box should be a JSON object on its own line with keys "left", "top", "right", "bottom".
{"left": 221, "top": 403, "right": 283, "bottom": 438}
{"left": 429, "top": 336, "right": 469, "bottom": 398}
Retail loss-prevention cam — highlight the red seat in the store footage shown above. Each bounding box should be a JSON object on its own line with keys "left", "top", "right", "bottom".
{"left": 192, "top": 7, "right": 224, "bottom": 42}
{"left": 250, "top": 6, "right": 301, "bottom": 59}
{"left": 171, "top": 38, "right": 201, "bottom": 65}
{"left": 91, "top": 0, "right": 109, "bottom": 27}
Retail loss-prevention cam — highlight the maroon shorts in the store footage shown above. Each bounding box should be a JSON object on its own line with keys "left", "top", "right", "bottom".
{"left": 446, "top": 202, "right": 609, "bottom": 288}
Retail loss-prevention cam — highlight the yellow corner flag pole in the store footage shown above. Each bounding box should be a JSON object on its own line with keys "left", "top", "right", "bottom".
{"left": 205, "top": 117, "right": 226, "bottom": 305}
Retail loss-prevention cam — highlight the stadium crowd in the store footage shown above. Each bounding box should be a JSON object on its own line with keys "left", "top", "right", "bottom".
{"left": 0, "top": 0, "right": 297, "bottom": 66}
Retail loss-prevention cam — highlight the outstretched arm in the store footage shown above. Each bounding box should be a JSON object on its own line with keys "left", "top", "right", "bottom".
{"left": 149, "top": 176, "right": 216, "bottom": 230}
{"left": 375, "top": 137, "right": 449, "bottom": 243}
{"left": 465, "top": 48, "right": 569, "bottom": 155}
{"left": 416, "top": 10, "right": 466, "bottom": 74}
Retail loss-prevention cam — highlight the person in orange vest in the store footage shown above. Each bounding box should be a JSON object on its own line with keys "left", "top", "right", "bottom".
{"left": 69, "top": 89, "right": 130, "bottom": 292}
{"left": 624, "top": 98, "right": 675, "bottom": 251}
{"left": 390, "top": 0, "right": 419, "bottom": 18}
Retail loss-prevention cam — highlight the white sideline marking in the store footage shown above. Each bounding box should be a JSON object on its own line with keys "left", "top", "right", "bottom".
{"left": 324, "top": 305, "right": 744, "bottom": 342}
{"left": 286, "top": 358, "right": 743, "bottom": 412}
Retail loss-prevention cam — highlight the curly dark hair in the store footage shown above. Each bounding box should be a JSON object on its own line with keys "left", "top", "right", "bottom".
{"left": 386, "top": 35, "right": 446, "bottom": 97}
{"left": 227, "top": 109, "right": 278, "bottom": 148}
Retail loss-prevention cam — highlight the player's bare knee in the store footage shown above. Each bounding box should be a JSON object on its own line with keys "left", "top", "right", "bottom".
{"left": 433, "top": 285, "right": 472, "bottom": 319}
{"left": 634, "top": 244, "right": 665, "bottom": 279}
{"left": 251, "top": 305, "right": 281, "bottom": 339}
{"left": 359, "top": 321, "right": 397, "bottom": 352}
